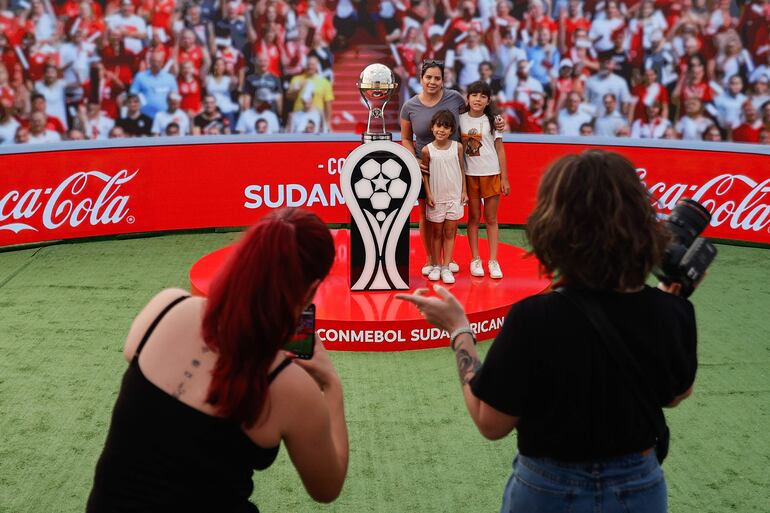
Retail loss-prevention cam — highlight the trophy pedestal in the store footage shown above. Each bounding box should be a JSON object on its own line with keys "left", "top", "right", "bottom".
{"left": 189, "top": 230, "right": 550, "bottom": 351}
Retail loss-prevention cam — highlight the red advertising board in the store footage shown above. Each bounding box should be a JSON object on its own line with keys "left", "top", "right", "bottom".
{"left": 1, "top": 137, "right": 769, "bottom": 247}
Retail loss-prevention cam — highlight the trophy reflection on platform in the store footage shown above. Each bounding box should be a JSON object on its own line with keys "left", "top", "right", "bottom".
{"left": 339, "top": 64, "right": 422, "bottom": 291}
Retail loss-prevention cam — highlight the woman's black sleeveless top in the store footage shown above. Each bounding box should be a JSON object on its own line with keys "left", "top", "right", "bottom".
{"left": 86, "top": 296, "right": 292, "bottom": 513}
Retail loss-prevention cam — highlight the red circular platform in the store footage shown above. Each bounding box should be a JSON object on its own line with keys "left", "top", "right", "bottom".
{"left": 190, "top": 230, "right": 549, "bottom": 351}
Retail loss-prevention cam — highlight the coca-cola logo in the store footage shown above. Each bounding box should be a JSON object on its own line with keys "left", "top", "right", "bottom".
{"left": 0, "top": 170, "right": 137, "bottom": 233}
{"left": 638, "top": 169, "right": 770, "bottom": 234}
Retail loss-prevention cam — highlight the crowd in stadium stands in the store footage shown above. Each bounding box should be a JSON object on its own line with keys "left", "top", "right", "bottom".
{"left": 1, "top": 0, "right": 770, "bottom": 146}
{"left": 388, "top": 0, "right": 770, "bottom": 143}
{"left": 0, "top": 0, "right": 337, "bottom": 144}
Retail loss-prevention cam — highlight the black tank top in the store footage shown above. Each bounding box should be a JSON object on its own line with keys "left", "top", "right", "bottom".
{"left": 86, "top": 296, "right": 292, "bottom": 513}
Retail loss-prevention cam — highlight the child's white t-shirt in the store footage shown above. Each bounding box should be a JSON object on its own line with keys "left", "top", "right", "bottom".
{"left": 459, "top": 112, "right": 502, "bottom": 176}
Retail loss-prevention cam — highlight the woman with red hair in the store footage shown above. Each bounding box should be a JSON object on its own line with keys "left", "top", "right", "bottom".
{"left": 87, "top": 208, "right": 348, "bottom": 512}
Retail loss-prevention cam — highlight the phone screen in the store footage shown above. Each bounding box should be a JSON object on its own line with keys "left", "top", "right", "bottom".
{"left": 284, "top": 304, "right": 315, "bottom": 359}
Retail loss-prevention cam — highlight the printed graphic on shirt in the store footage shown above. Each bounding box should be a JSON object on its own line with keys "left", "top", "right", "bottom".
{"left": 462, "top": 127, "right": 482, "bottom": 157}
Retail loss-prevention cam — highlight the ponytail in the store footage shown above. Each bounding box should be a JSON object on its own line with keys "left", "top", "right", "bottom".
{"left": 202, "top": 209, "right": 335, "bottom": 427}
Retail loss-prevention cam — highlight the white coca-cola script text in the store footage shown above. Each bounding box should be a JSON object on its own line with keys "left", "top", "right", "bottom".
{"left": 0, "top": 170, "right": 137, "bottom": 233}
{"left": 638, "top": 169, "right": 770, "bottom": 233}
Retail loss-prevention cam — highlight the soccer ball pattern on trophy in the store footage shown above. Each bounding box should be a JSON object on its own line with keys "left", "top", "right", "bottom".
{"left": 353, "top": 158, "right": 409, "bottom": 222}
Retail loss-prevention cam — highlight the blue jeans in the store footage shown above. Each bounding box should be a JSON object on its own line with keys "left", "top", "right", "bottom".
{"left": 500, "top": 452, "right": 667, "bottom": 513}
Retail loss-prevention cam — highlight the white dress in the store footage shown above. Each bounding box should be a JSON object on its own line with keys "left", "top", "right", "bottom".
{"left": 426, "top": 140, "right": 464, "bottom": 222}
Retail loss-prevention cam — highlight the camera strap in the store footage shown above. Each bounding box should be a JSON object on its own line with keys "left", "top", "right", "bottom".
{"left": 554, "top": 287, "right": 670, "bottom": 464}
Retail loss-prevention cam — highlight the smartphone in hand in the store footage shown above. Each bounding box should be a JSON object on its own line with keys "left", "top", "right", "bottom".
{"left": 284, "top": 304, "right": 316, "bottom": 359}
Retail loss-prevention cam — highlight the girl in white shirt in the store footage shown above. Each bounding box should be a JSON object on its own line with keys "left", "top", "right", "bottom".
{"left": 459, "top": 81, "right": 509, "bottom": 279}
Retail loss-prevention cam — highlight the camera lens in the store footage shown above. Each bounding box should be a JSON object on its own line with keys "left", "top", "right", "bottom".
{"left": 667, "top": 198, "right": 712, "bottom": 245}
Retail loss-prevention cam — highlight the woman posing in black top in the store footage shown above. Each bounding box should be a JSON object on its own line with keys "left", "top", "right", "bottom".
{"left": 87, "top": 209, "right": 348, "bottom": 512}
{"left": 399, "top": 150, "right": 699, "bottom": 513}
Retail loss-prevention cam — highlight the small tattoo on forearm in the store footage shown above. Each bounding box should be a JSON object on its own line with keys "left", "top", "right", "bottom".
{"left": 184, "top": 371, "right": 193, "bottom": 378}
{"left": 456, "top": 349, "right": 481, "bottom": 386}
{"left": 191, "top": 359, "right": 200, "bottom": 367}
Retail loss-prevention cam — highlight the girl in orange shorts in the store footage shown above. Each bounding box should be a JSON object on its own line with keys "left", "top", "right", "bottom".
{"left": 459, "top": 81, "right": 510, "bottom": 279}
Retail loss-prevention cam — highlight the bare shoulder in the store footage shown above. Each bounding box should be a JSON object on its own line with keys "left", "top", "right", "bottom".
{"left": 243, "top": 361, "right": 322, "bottom": 444}
{"left": 269, "top": 362, "right": 323, "bottom": 415}
{"left": 123, "top": 288, "right": 194, "bottom": 362}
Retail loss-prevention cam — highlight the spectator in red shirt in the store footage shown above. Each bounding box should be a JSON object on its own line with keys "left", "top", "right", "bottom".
{"left": 558, "top": 0, "right": 591, "bottom": 53}
{"left": 253, "top": 2, "right": 287, "bottom": 41}
{"left": 566, "top": 27, "right": 599, "bottom": 77}
{"left": 447, "top": 1, "right": 483, "bottom": 47}
{"left": 673, "top": 54, "right": 714, "bottom": 116}
{"left": 178, "top": 60, "right": 203, "bottom": 115}
{"left": 81, "top": 62, "right": 125, "bottom": 119}
{"left": 674, "top": 33, "right": 701, "bottom": 73}
{"left": 486, "top": 0, "right": 520, "bottom": 51}
{"left": 101, "top": 30, "right": 140, "bottom": 87}
{"left": 551, "top": 58, "right": 585, "bottom": 115}
{"left": 0, "top": 10, "right": 22, "bottom": 45}
{"left": 176, "top": 28, "right": 211, "bottom": 76}
{"left": 19, "top": 32, "right": 59, "bottom": 83}
{"left": 737, "top": 0, "right": 770, "bottom": 60}
{"left": 140, "top": 27, "right": 172, "bottom": 70}
{"left": 524, "top": 0, "right": 558, "bottom": 36}
{"left": 282, "top": 28, "right": 310, "bottom": 81}
{"left": 253, "top": 27, "right": 283, "bottom": 78}
{"left": 0, "top": 33, "right": 19, "bottom": 76}
{"left": 731, "top": 101, "right": 763, "bottom": 142}
{"left": 24, "top": 93, "right": 67, "bottom": 134}
{"left": 63, "top": 1, "right": 106, "bottom": 41}
{"left": 0, "top": 63, "right": 16, "bottom": 109}
{"left": 632, "top": 67, "right": 670, "bottom": 121}
{"left": 528, "top": 91, "right": 548, "bottom": 131}
{"left": 145, "top": 0, "right": 175, "bottom": 31}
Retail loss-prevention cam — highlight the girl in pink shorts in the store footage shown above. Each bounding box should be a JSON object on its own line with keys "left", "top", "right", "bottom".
{"left": 421, "top": 110, "right": 468, "bottom": 284}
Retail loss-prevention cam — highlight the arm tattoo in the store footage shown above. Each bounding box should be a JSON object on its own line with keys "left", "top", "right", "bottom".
{"left": 172, "top": 382, "right": 186, "bottom": 398}
{"left": 455, "top": 348, "right": 482, "bottom": 386}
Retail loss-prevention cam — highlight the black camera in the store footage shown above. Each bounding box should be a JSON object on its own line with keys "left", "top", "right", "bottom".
{"left": 654, "top": 198, "right": 717, "bottom": 298}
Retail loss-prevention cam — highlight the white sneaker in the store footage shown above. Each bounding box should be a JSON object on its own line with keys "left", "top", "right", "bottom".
{"left": 421, "top": 263, "right": 433, "bottom": 276}
{"left": 470, "top": 258, "right": 484, "bottom": 277}
{"left": 448, "top": 261, "right": 460, "bottom": 273}
{"left": 488, "top": 260, "right": 503, "bottom": 279}
{"left": 428, "top": 265, "right": 441, "bottom": 281}
{"left": 441, "top": 266, "right": 455, "bottom": 284}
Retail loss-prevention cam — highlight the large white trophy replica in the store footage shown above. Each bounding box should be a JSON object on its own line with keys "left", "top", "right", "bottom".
{"left": 340, "top": 64, "right": 422, "bottom": 291}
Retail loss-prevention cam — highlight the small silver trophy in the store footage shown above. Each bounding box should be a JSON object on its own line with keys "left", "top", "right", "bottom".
{"left": 357, "top": 63, "right": 398, "bottom": 143}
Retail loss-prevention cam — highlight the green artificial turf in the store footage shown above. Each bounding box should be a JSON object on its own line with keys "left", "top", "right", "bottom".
{"left": 0, "top": 230, "right": 768, "bottom": 513}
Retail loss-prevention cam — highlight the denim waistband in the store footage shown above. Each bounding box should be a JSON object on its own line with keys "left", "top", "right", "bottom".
{"left": 516, "top": 451, "right": 659, "bottom": 488}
